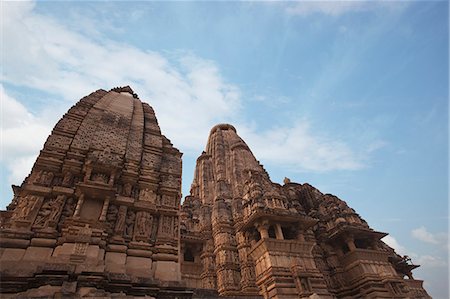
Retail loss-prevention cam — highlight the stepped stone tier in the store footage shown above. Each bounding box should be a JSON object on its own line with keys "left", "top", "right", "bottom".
{"left": 0, "top": 87, "right": 430, "bottom": 299}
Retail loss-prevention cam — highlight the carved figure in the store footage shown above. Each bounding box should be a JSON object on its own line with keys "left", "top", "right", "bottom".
{"left": 135, "top": 211, "right": 152, "bottom": 239}
{"left": 60, "top": 197, "right": 75, "bottom": 224}
{"left": 125, "top": 210, "right": 136, "bottom": 237}
{"left": 49, "top": 195, "right": 65, "bottom": 223}
{"left": 62, "top": 172, "right": 73, "bottom": 187}
{"left": 140, "top": 188, "right": 157, "bottom": 203}
{"left": 114, "top": 205, "right": 127, "bottom": 235}
{"left": 33, "top": 201, "right": 52, "bottom": 227}
{"left": 122, "top": 182, "right": 132, "bottom": 197}
{"left": 106, "top": 204, "right": 118, "bottom": 223}
{"left": 13, "top": 195, "right": 38, "bottom": 220}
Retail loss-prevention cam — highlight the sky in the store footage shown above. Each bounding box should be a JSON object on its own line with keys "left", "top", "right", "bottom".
{"left": 0, "top": 1, "right": 448, "bottom": 297}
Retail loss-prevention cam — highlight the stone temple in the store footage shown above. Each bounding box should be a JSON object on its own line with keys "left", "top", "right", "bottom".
{"left": 0, "top": 87, "right": 430, "bottom": 298}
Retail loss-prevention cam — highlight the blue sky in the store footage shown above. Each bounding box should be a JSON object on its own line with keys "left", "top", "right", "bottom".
{"left": 1, "top": 1, "right": 448, "bottom": 297}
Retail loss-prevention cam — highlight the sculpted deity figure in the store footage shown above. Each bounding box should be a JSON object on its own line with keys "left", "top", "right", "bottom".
{"left": 33, "top": 201, "right": 52, "bottom": 227}
{"left": 106, "top": 204, "right": 118, "bottom": 223}
{"left": 59, "top": 197, "right": 75, "bottom": 225}
{"left": 62, "top": 172, "right": 73, "bottom": 187}
{"left": 139, "top": 188, "right": 156, "bottom": 203}
{"left": 122, "top": 183, "right": 133, "bottom": 197}
{"left": 33, "top": 195, "right": 65, "bottom": 228}
{"left": 135, "top": 212, "right": 153, "bottom": 240}
{"left": 48, "top": 195, "right": 65, "bottom": 224}
{"left": 14, "top": 195, "right": 38, "bottom": 220}
{"left": 42, "top": 171, "right": 54, "bottom": 186}
{"left": 125, "top": 210, "right": 136, "bottom": 237}
{"left": 114, "top": 206, "right": 127, "bottom": 235}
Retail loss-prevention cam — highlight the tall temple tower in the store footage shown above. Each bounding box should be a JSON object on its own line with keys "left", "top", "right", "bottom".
{"left": 180, "top": 124, "right": 430, "bottom": 299}
{"left": 0, "top": 87, "right": 188, "bottom": 298}
{"left": 0, "top": 88, "right": 430, "bottom": 298}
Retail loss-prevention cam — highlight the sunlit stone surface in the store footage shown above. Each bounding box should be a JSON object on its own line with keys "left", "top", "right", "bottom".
{"left": 0, "top": 87, "right": 430, "bottom": 298}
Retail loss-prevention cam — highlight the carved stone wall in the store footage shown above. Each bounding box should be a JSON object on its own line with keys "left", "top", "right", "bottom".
{"left": 0, "top": 87, "right": 430, "bottom": 299}
{"left": 0, "top": 87, "right": 186, "bottom": 298}
{"left": 180, "top": 124, "right": 431, "bottom": 299}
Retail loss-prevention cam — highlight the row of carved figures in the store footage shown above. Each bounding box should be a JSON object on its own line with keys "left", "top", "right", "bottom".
{"left": 26, "top": 169, "right": 176, "bottom": 206}
{"left": 8, "top": 194, "right": 178, "bottom": 243}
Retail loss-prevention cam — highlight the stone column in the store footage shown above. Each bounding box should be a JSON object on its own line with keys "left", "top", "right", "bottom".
{"left": 73, "top": 193, "right": 85, "bottom": 218}
{"left": 256, "top": 222, "right": 269, "bottom": 239}
{"left": 345, "top": 236, "right": 356, "bottom": 251}
{"left": 99, "top": 196, "right": 110, "bottom": 221}
{"left": 275, "top": 224, "right": 284, "bottom": 240}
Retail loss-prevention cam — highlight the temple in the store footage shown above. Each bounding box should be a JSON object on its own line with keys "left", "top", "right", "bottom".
{"left": 0, "top": 88, "right": 430, "bottom": 298}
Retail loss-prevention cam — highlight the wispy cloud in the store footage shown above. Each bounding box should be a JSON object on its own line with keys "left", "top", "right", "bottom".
{"left": 1, "top": 1, "right": 240, "bottom": 152}
{"left": 239, "top": 120, "right": 366, "bottom": 172}
{"left": 0, "top": 85, "right": 54, "bottom": 184}
{"left": 282, "top": 1, "right": 408, "bottom": 17}
{"left": 411, "top": 226, "right": 448, "bottom": 249}
{"left": 0, "top": 1, "right": 387, "bottom": 206}
{"left": 382, "top": 234, "right": 448, "bottom": 267}
{"left": 382, "top": 235, "right": 407, "bottom": 256}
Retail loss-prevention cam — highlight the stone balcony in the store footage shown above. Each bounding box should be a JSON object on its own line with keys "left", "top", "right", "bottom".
{"left": 340, "top": 248, "right": 390, "bottom": 267}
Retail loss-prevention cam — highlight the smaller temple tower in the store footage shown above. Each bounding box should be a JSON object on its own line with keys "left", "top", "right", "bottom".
{"left": 180, "top": 124, "right": 430, "bottom": 299}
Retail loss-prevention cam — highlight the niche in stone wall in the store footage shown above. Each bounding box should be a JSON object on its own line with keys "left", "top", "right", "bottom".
{"left": 183, "top": 243, "right": 201, "bottom": 263}
{"left": 80, "top": 198, "right": 103, "bottom": 220}
{"left": 281, "top": 226, "right": 296, "bottom": 240}
{"left": 354, "top": 238, "right": 371, "bottom": 249}
{"left": 268, "top": 225, "right": 276, "bottom": 238}
{"left": 184, "top": 248, "right": 195, "bottom": 262}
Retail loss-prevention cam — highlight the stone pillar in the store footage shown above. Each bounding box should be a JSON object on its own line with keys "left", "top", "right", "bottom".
{"left": 275, "top": 224, "right": 284, "bottom": 240}
{"left": 99, "top": 196, "right": 110, "bottom": 221}
{"left": 345, "top": 236, "right": 356, "bottom": 251}
{"left": 73, "top": 193, "right": 85, "bottom": 218}
{"left": 256, "top": 222, "right": 269, "bottom": 239}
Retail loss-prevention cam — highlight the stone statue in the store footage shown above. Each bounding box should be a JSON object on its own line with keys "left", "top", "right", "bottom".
{"left": 114, "top": 205, "right": 127, "bottom": 235}
{"left": 125, "top": 210, "right": 136, "bottom": 237}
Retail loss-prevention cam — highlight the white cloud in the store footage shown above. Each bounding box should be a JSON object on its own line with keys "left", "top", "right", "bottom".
{"left": 239, "top": 120, "right": 364, "bottom": 172}
{"left": 411, "top": 226, "right": 438, "bottom": 244}
{"left": 0, "top": 85, "right": 55, "bottom": 186}
{"left": 1, "top": 1, "right": 240, "bottom": 155}
{"left": 412, "top": 254, "right": 447, "bottom": 268}
{"left": 1, "top": 0, "right": 370, "bottom": 176}
{"left": 411, "top": 226, "right": 448, "bottom": 247}
{"left": 382, "top": 235, "right": 407, "bottom": 256}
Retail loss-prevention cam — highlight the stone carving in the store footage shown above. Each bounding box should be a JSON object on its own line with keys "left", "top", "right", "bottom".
{"left": 62, "top": 172, "right": 74, "bottom": 187}
{"left": 161, "top": 194, "right": 173, "bottom": 206}
{"left": 139, "top": 188, "right": 157, "bottom": 203}
{"left": 12, "top": 195, "right": 39, "bottom": 220}
{"left": 59, "top": 197, "right": 75, "bottom": 225}
{"left": 125, "top": 210, "right": 136, "bottom": 238}
{"left": 33, "top": 201, "right": 52, "bottom": 227}
{"left": 33, "top": 195, "right": 65, "bottom": 228}
{"left": 160, "top": 215, "right": 173, "bottom": 235}
{"left": 31, "top": 170, "right": 54, "bottom": 186}
{"left": 134, "top": 211, "right": 152, "bottom": 241}
{"left": 114, "top": 205, "right": 127, "bottom": 236}
{"left": 179, "top": 123, "right": 430, "bottom": 298}
{"left": 91, "top": 172, "right": 109, "bottom": 184}
{"left": 0, "top": 88, "right": 429, "bottom": 299}
{"left": 122, "top": 182, "right": 133, "bottom": 197}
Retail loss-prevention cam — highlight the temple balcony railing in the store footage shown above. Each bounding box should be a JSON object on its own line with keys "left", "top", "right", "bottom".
{"left": 340, "top": 248, "right": 389, "bottom": 266}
